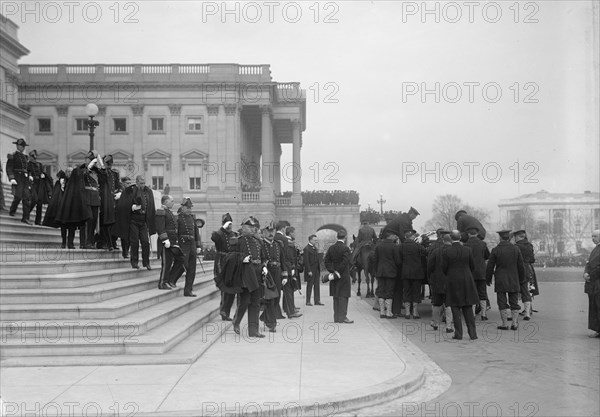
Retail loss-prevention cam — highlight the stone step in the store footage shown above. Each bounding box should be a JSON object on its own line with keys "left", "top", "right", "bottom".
{"left": 0, "top": 262, "right": 156, "bottom": 289}
{"left": 0, "top": 257, "right": 151, "bottom": 275}
{"left": 1, "top": 283, "right": 219, "bottom": 339}
{"left": 0, "top": 289, "right": 220, "bottom": 357}
{"left": 0, "top": 272, "right": 162, "bottom": 304}
{"left": 0, "top": 272, "right": 214, "bottom": 320}
{"left": 0, "top": 246, "right": 130, "bottom": 263}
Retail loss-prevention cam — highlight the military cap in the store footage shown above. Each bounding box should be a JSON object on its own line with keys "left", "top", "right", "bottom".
{"left": 409, "top": 207, "right": 420, "bottom": 215}
{"left": 28, "top": 149, "right": 37, "bottom": 158}
{"left": 455, "top": 210, "right": 467, "bottom": 220}
{"left": 241, "top": 216, "right": 257, "bottom": 227}
{"left": 496, "top": 229, "right": 512, "bottom": 238}
{"left": 251, "top": 216, "right": 260, "bottom": 229}
{"left": 222, "top": 213, "right": 233, "bottom": 225}
{"left": 195, "top": 218, "right": 205, "bottom": 228}
{"left": 263, "top": 220, "right": 276, "bottom": 231}
{"left": 514, "top": 229, "right": 526, "bottom": 236}
{"left": 181, "top": 197, "right": 193, "bottom": 208}
{"left": 13, "top": 138, "right": 28, "bottom": 146}
{"left": 103, "top": 154, "right": 114, "bottom": 164}
{"left": 87, "top": 149, "right": 99, "bottom": 160}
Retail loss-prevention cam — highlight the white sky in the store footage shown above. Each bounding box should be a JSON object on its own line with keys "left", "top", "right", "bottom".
{"left": 7, "top": 0, "right": 599, "bottom": 229}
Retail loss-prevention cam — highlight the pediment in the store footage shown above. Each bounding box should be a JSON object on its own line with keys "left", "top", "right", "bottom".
{"left": 107, "top": 149, "right": 133, "bottom": 161}
{"left": 143, "top": 148, "right": 171, "bottom": 160}
{"left": 35, "top": 150, "right": 58, "bottom": 162}
{"left": 181, "top": 149, "right": 208, "bottom": 160}
{"left": 67, "top": 150, "right": 89, "bottom": 163}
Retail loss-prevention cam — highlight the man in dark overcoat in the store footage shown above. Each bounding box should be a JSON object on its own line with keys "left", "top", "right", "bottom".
{"left": 211, "top": 213, "right": 236, "bottom": 321}
{"left": 55, "top": 163, "right": 91, "bottom": 248}
{"left": 455, "top": 210, "right": 487, "bottom": 242}
{"left": 323, "top": 229, "right": 353, "bottom": 323}
{"left": 303, "top": 234, "right": 322, "bottom": 306}
{"left": 114, "top": 176, "right": 134, "bottom": 258}
{"left": 373, "top": 231, "right": 401, "bottom": 319}
{"left": 400, "top": 230, "right": 428, "bottom": 319}
{"left": 155, "top": 195, "right": 184, "bottom": 290}
{"left": 382, "top": 207, "right": 420, "bottom": 243}
{"left": 353, "top": 220, "right": 378, "bottom": 265}
{"left": 170, "top": 198, "right": 200, "bottom": 296}
{"left": 119, "top": 175, "right": 156, "bottom": 269}
{"left": 98, "top": 155, "right": 120, "bottom": 250}
{"left": 486, "top": 230, "right": 525, "bottom": 330}
{"left": 464, "top": 227, "right": 490, "bottom": 320}
{"left": 443, "top": 230, "right": 480, "bottom": 340}
{"left": 6, "top": 138, "right": 32, "bottom": 224}
{"left": 513, "top": 230, "right": 537, "bottom": 320}
{"left": 584, "top": 230, "right": 600, "bottom": 338}
{"left": 426, "top": 232, "right": 453, "bottom": 332}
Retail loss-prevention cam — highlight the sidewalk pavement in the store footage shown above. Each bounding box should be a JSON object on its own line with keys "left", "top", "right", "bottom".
{"left": 0, "top": 285, "right": 447, "bottom": 416}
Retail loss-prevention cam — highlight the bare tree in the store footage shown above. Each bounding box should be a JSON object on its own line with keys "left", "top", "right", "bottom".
{"left": 424, "top": 194, "right": 491, "bottom": 233}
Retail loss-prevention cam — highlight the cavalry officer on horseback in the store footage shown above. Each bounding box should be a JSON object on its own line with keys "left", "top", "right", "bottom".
{"left": 381, "top": 207, "right": 420, "bottom": 243}
{"left": 352, "top": 220, "right": 377, "bottom": 265}
{"left": 352, "top": 220, "right": 378, "bottom": 298}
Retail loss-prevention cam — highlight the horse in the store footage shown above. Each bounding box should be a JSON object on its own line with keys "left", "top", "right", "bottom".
{"left": 350, "top": 235, "right": 376, "bottom": 298}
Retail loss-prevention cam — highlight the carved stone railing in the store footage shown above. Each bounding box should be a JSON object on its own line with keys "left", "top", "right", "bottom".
{"left": 275, "top": 197, "right": 291, "bottom": 206}
{"left": 241, "top": 192, "right": 260, "bottom": 202}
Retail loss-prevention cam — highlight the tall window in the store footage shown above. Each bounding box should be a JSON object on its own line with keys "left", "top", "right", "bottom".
{"left": 150, "top": 117, "right": 164, "bottom": 132}
{"left": 37, "top": 118, "right": 52, "bottom": 133}
{"left": 553, "top": 211, "right": 564, "bottom": 236}
{"left": 187, "top": 117, "right": 203, "bottom": 132}
{"left": 113, "top": 118, "right": 127, "bottom": 132}
{"left": 75, "top": 118, "right": 88, "bottom": 132}
{"left": 188, "top": 164, "right": 202, "bottom": 190}
{"left": 150, "top": 164, "right": 164, "bottom": 190}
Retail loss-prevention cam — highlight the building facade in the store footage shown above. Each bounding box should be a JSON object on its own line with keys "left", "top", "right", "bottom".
{"left": 498, "top": 190, "right": 600, "bottom": 256}
{"left": 13, "top": 61, "right": 359, "bottom": 244}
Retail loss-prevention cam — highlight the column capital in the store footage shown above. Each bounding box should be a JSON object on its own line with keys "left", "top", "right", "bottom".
{"left": 207, "top": 104, "right": 220, "bottom": 116}
{"left": 56, "top": 105, "right": 69, "bottom": 117}
{"left": 131, "top": 105, "right": 144, "bottom": 117}
{"left": 260, "top": 104, "right": 272, "bottom": 117}
{"left": 168, "top": 104, "right": 182, "bottom": 116}
{"left": 97, "top": 105, "right": 106, "bottom": 116}
{"left": 224, "top": 104, "right": 239, "bottom": 116}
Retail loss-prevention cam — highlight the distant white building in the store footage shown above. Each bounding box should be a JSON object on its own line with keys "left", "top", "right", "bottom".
{"left": 498, "top": 190, "right": 600, "bottom": 256}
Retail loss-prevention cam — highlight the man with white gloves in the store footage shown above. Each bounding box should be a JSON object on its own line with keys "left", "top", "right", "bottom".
{"left": 155, "top": 195, "right": 184, "bottom": 290}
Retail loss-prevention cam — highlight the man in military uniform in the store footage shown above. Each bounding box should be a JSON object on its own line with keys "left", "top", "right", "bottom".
{"left": 584, "top": 230, "right": 600, "bottom": 338}
{"left": 81, "top": 150, "right": 104, "bottom": 249}
{"left": 456, "top": 210, "right": 487, "bottom": 242}
{"left": 211, "top": 213, "right": 236, "bottom": 320}
{"left": 285, "top": 226, "right": 302, "bottom": 316}
{"left": 352, "top": 219, "right": 378, "bottom": 265}
{"left": 155, "top": 195, "right": 184, "bottom": 290}
{"left": 274, "top": 221, "right": 300, "bottom": 319}
{"left": 171, "top": 197, "right": 201, "bottom": 296}
{"left": 486, "top": 230, "right": 525, "bottom": 330}
{"left": 464, "top": 227, "right": 490, "bottom": 320}
{"left": 261, "top": 221, "right": 286, "bottom": 332}
{"left": 400, "top": 229, "right": 428, "bottom": 319}
{"left": 98, "top": 155, "right": 121, "bottom": 251}
{"left": 323, "top": 229, "right": 353, "bottom": 323}
{"left": 513, "top": 230, "right": 536, "bottom": 320}
{"left": 6, "top": 138, "right": 32, "bottom": 224}
{"left": 382, "top": 207, "right": 419, "bottom": 243}
{"left": 233, "top": 217, "right": 265, "bottom": 338}
{"left": 121, "top": 175, "right": 156, "bottom": 269}
{"left": 27, "top": 149, "right": 50, "bottom": 225}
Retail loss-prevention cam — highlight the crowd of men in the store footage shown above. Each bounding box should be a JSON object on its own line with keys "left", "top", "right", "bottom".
{"left": 357, "top": 207, "right": 543, "bottom": 341}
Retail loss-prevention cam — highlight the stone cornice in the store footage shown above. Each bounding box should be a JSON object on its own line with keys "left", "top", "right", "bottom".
{"left": 0, "top": 27, "right": 30, "bottom": 59}
{"left": 0, "top": 100, "right": 30, "bottom": 119}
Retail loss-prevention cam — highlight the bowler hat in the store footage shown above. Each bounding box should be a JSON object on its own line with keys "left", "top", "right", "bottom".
{"left": 13, "top": 138, "right": 28, "bottom": 147}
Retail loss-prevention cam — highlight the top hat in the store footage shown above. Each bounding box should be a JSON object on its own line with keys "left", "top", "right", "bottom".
{"left": 13, "top": 138, "right": 28, "bottom": 147}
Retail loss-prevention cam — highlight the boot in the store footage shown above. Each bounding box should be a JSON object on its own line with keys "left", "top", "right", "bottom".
{"left": 379, "top": 298, "right": 386, "bottom": 319}
{"left": 511, "top": 309, "right": 520, "bottom": 330}
{"left": 412, "top": 303, "right": 420, "bottom": 319}
{"left": 523, "top": 301, "right": 531, "bottom": 321}
{"left": 498, "top": 309, "right": 509, "bottom": 330}
{"left": 480, "top": 300, "right": 488, "bottom": 320}
{"left": 385, "top": 299, "right": 395, "bottom": 319}
{"left": 404, "top": 302, "right": 411, "bottom": 319}
{"left": 431, "top": 305, "right": 441, "bottom": 330}
{"left": 445, "top": 306, "right": 454, "bottom": 333}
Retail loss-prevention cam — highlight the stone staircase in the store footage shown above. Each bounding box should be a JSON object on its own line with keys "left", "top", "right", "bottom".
{"left": 0, "top": 183, "right": 226, "bottom": 367}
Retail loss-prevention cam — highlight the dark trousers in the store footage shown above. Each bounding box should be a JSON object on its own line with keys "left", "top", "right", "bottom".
{"left": 160, "top": 245, "right": 185, "bottom": 288}
{"left": 306, "top": 273, "right": 320, "bottom": 304}
{"left": 282, "top": 279, "right": 296, "bottom": 316}
{"left": 403, "top": 280, "right": 422, "bottom": 303}
{"left": 129, "top": 220, "right": 150, "bottom": 266}
{"left": 234, "top": 288, "right": 260, "bottom": 335}
{"left": 0, "top": 180, "right": 5, "bottom": 209}
{"left": 497, "top": 292, "right": 520, "bottom": 310}
{"left": 333, "top": 296, "right": 349, "bottom": 322}
{"left": 376, "top": 277, "right": 395, "bottom": 299}
{"left": 101, "top": 223, "right": 114, "bottom": 250}
{"left": 475, "top": 280, "right": 488, "bottom": 301}
{"left": 9, "top": 177, "right": 31, "bottom": 220}
{"left": 121, "top": 238, "right": 130, "bottom": 258}
{"left": 520, "top": 280, "right": 532, "bottom": 302}
{"left": 261, "top": 297, "right": 278, "bottom": 329}
{"left": 32, "top": 200, "right": 43, "bottom": 224}
{"left": 171, "top": 242, "right": 197, "bottom": 295}
{"left": 220, "top": 292, "right": 235, "bottom": 317}
{"left": 60, "top": 226, "right": 76, "bottom": 248}
{"left": 431, "top": 292, "right": 447, "bottom": 307}
{"left": 451, "top": 306, "right": 477, "bottom": 339}
{"left": 86, "top": 205, "right": 99, "bottom": 247}
{"left": 392, "top": 279, "right": 405, "bottom": 314}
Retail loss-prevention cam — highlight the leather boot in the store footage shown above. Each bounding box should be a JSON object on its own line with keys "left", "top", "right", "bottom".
{"left": 511, "top": 309, "right": 520, "bottom": 330}
{"left": 385, "top": 299, "right": 395, "bottom": 318}
{"left": 379, "top": 298, "right": 386, "bottom": 318}
{"left": 523, "top": 301, "right": 531, "bottom": 321}
{"left": 430, "top": 305, "right": 441, "bottom": 330}
{"left": 445, "top": 306, "right": 454, "bottom": 332}
{"left": 480, "top": 300, "right": 488, "bottom": 320}
{"left": 498, "top": 309, "right": 509, "bottom": 330}
{"left": 412, "top": 303, "right": 420, "bottom": 319}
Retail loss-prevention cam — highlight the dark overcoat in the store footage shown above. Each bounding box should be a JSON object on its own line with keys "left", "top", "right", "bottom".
{"left": 42, "top": 178, "right": 65, "bottom": 228}
{"left": 427, "top": 244, "right": 447, "bottom": 294}
{"left": 55, "top": 166, "right": 91, "bottom": 226}
{"left": 303, "top": 243, "right": 320, "bottom": 282}
{"left": 98, "top": 168, "right": 120, "bottom": 225}
{"left": 400, "top": 240, "right": 427, "bottom": 280}
{"left": 114, "top": 185, "right": 156, "bottom": 239}
{"left": 456, "top": 214, "right": 487, "bottom": 242}
{"left": 485, "top": 241, "right": 525, "bottom": 293}
{"left": 324, "top": 240, "right": 352, "bottom": 298}
{"left": 442, "top": 242, "right": 479, "bottom": 307}
{"left": 464, "top": 236, "right": 490, "bottom": 281}
{"left": 373, "top": 238, "right": 401, "bottom": 279}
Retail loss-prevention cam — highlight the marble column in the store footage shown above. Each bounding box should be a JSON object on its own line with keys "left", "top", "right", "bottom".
{"left": 291, "top": 119, "right": 302, "bottom": 205}
{"left": 260, "top": 105, "right": 274, "bottom": 201}
{"left": 224, "top": 104, "right": 240, "bottom": 190}
{"left": 168, "top": 104, "right": 182, "bottom": 194}
{"left": 206, "top": 104, "right": 220, "bottom": 192}
{"left": 131, "top": 105, "right": 144, "bottom": 181}
{"left": 274, "top": 140, "right": 281, "bottom": 196}
{"left": 56, "top": 105, "right": 68, "bottom": 171}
